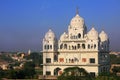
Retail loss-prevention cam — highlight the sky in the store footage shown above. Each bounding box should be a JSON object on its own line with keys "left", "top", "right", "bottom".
{"left": 0, "top": 0, "right": 120, "bottom": 52}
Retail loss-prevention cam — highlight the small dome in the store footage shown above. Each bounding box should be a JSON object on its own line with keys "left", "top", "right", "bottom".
{"left": 60, "top": 32, "right": 68, "bottom": 40}
{"left": 87, "top": 27, "right": 98, "bottom": 40}
{"left": 70, "top": 14, "right": 84, "bottom": 29}
{"left": 99, "top": 30, "right": 108, "bottom": 42}
{"left": 45, "top": 29, "right": 55, "bottom": 40}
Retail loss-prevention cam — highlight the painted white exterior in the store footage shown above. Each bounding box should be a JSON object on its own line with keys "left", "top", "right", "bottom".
{"left": 42, "top": 11, "right": 110, "bottom": 76}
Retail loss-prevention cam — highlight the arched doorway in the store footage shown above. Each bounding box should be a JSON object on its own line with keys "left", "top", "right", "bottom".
{"left": 54, "top": 67, "right": 61, "bottom": 76}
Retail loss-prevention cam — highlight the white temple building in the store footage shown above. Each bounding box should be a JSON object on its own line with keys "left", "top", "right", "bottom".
{"left": 42, "top": 10, "right": 110, "bottom": 76}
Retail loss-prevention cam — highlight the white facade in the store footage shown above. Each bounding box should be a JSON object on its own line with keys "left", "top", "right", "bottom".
{"left": 42, "top": 11, "right": 110, "bottom": 76}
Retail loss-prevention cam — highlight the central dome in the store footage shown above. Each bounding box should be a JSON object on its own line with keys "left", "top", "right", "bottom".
{"left": 70, "top": 14, "right": 84, "bottom": 29}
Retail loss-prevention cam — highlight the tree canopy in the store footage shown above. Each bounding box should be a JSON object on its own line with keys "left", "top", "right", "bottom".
{"left": 58, "top": 67, "right": 92, "bottom": 80}
{"left": 25, "top": 52, "right": 43, "bottom": 67}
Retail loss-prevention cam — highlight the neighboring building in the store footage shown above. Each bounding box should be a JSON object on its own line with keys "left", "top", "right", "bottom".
{"left": 28, "top": 49, "right": 31, "bottom": 55}
{"left": 110, "top": 51, "right": 120, "bottom": 57}
{"left": 0, "top": 64, "right": 8, "bottom": 70}
{"left": 42, "top": 10, "right": 110, "bottom": 76}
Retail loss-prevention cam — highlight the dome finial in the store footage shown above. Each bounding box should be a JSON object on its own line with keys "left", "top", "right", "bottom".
{"left": 76, "top": 7, "right": 79, "bottom": 14}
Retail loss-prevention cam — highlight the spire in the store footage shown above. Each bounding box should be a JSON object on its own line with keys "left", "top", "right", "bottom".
{"left": 76, "top": 7, "right": 79, "bottom": 14}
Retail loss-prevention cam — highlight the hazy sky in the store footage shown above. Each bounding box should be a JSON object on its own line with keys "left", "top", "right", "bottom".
{"left": 0, "top": 0, "right": 120, "bottom": 52}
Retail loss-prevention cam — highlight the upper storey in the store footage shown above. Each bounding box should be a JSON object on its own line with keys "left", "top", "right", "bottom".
{"left": 43, "top": 9, "right": 109, "bottom": 52}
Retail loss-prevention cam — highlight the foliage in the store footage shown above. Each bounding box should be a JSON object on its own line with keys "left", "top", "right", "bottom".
{"left": 0, "top": 52, "right": 42, "bottom": 79}
{"left": 0, "top": 54, "right": 13, "bottom": 62}
{"left": 0, "top": 69, "right": 5, "bottom": 79}
{"left": 94, "top": 72, "right": 120, "bottom": 80}
{"left": 58, "top": 67, "right": 120, "bottom": 80}
{"left": 110, "top": 54, "right": 120, "bottom": 64}
{"left": 96, "top": 74, "right": 120, "bottom": 80}
{"left": 22, "top": 62, "right": 36, "bottom": 78}
{"left": 58, "top": 67, "right": 92, "bottom": 80}
{"left": 98, "top": 72, "right": 110, "bottom": 76}
{"left": 35, "top": 69, "right": 43, "bottom": 75}
{"left": 25, "top": 52, "right": 43, "bottom": 67}
{"left": 0, "top": 62, "right": 36, "bottom": 79}
{"left": 112, "top": 66, "right": 120, "bottom": 75}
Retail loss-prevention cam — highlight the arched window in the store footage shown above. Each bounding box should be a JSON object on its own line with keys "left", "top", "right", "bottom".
{"left": 47, "top": 45, "right": 49, "bottom": 49}
{"left": 73, "top": 35, "right": 75, "bottom": 39}
{"left": 60, "top": 44, "right": 63, "bottom": 49}
{"left": 74, "top": 46, "right": 76, "bottom": 50}
{"left": 44, "top": 45, "right": 46, "bottom": 49}
{"left": 54, "top": 55, "right": 57, "bottom": 61}
{"left": 82, "top": 44, "right": 85, "bottom": 49}
{"left": 72, "top": 46, "right": 74, "bottom": 50}
{"left": 78, "top": 33, "right": 81, "bottom": 38}
{"left": 69, "top": 59, "right": 71, "bottom": 63}
{"left": 91, "top": 44, "right": 93, "bottom": 49}
{"left": 50, "top": 45, "right": 52, "bottom": 49}
{"left": 75, "top": 36, "right": 77, "bottom": 39}
{"left": 77, "top": 44, "right": 80, "bottom": 49}
{"left": 88, "top": 44, "right": 90, "bottom": 49}
{"left": 69, "top": 46, "right": 71, "bottom": 50}
{"left": 64, "top": 44, "right": 67, "bottom": 49}
{"left": 71, "top": 59, "right": 74, "bottom": 63}
{"left": 94, "top": 44, "right": 96, "bottom": 49}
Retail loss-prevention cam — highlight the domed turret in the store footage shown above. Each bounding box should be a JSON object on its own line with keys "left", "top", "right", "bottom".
{"left": 60, "top": 32, "right": 68, "bottom": 41}
{"left": 99, "top": 30, "right": 108, "bottom": 42}
{"left": 87, "top": 27, "right": 98, "bottom": 40}
{"left": 70, "top": 14, "right": 84, "bottom": 29}
{"left": 68, "top": 9, "right": 87, "bottom": 39}
{"left": 45, "top": 29, "right": 55, "bottom": 40}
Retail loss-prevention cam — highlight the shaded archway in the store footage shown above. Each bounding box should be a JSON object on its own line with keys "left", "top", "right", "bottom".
{"left": 64, "top": 44, "right": 67, "bottom": 49}
{"left": 82, "top": 44, "right": 85, "bottom": 49}
{"left": 78, "top": 33, "right": 81, "bottom": 38}
{"left": 54, "top": 67, "right": 61, "bottom": 76}
{"left": 77, "top": 44, "right": 80, "bottom": 49}
{"left": 54, "top": 55, "right": 58, "bottom": 62}
{"left": 60, "top": 44, "right": 63, "bottom": 49}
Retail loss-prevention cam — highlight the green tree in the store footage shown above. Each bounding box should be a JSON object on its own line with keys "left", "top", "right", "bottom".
{"left": 25, "top": 52, "right": 43, "bottom": 67}
{"left": 22, "top": 62, "right": 36, "bottom": 78}
{"left": 58, "top": 67, "right": 92, "bottom": 80}
{"left": 0, "top": 69, "right": 5, "bottom": 79}
{"left": 112, "top": 66, "right": 120, "bottom": 75}
{"left": 110, "top": 54, "right": 120, "bottom": 64}
{"left": 95, "top": 71, "right": 120, "bottom": 80}
{"left": 0, "top": 54, "right": 13, "bottom": 63}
